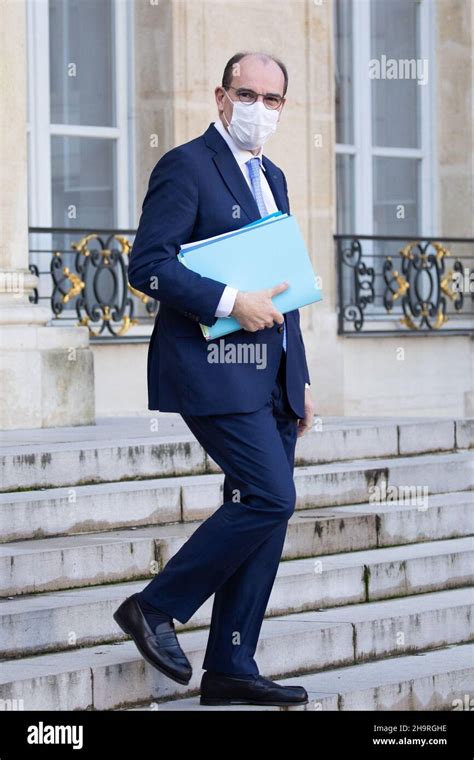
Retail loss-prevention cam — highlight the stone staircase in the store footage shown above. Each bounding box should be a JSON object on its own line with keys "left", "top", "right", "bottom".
{"left": 0, "top": 416, "right": 472, "bottom": 711}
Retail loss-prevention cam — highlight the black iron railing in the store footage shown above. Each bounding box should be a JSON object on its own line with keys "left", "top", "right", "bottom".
{"left": 335, "top": 235, "right": 474, "bottom": 335}
{"left": 29, "top": 227, "right": 158, "bottom": 342}
{"left": 29, "top": 228, "right": 474, "bottom": 340}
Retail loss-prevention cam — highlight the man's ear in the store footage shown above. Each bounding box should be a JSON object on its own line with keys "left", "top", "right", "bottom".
{"left": 215, "top": 86, "right": 225, "bottom": 113}
{"left": 278, "top": 99, "right": 286, "bottom": 120}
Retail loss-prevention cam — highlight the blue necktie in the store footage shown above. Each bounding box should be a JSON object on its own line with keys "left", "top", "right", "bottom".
{"left": 246, "top": 157, "right": 286, "bottom": 351}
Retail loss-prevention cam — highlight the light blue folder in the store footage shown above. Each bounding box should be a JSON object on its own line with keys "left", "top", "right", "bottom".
{"left": 178, "top": 213, "right": 323, "bottom": 340}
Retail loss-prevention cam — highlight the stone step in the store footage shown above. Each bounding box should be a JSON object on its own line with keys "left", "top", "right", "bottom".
{"left": 0, "top": 590, "right": 471, "bottom": 710}
{"left": 123, "top": 642, "right": 474, "bottom": 712}
{"left": 1, "top": 511, "right": 471, "bottom": 597}
{"left": 1, "top": 535, "right": 472, "bottom": 655}
{"left": 128, "top": 492, "right": 474, "bottom": 568}
{"left": 0, "top": 450, "right": 472, "bottom": 542}
{"left": 1, "top": 416, "right": 470, "bottom": 493}
{"left": 1, "top": 482, "right": 472, "bottom": 595}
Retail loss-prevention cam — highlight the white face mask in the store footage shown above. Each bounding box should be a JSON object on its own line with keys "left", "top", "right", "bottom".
{"left": 223, "top": 89, "right": 280, "bottom": 150}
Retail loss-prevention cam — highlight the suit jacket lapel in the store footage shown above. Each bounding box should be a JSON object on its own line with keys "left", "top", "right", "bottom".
{"left": 203, "top": 123, "right": 288, "bottom": 221}
{"left": 213, "top": 148, "right": 261, "bottom": 223}
{"left": 203, "top": 123, "right": 260, "bottom": 222}
{"left": 262, "top": 156, "right": 288, "bottom": 214}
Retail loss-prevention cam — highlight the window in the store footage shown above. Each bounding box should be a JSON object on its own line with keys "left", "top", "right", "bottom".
{"left": 27, "top": 0, "right": 134, "bottom": 230}
{"left": 334, "top": 0, "right": 436, "bottom": 236}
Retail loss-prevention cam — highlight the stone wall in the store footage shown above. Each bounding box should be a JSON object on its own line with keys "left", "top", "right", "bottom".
{"left": 93, "top": 0, "right": 473, "bottom": 418}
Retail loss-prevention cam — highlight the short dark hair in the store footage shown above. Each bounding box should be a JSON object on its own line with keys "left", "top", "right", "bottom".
{"left": 221, "top": 52, "right": 289, "bottom": 96}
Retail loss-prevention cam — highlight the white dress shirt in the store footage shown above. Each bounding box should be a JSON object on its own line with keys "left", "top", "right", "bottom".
{"left": 212, "top": 119, "right": 279, "bottom": 317}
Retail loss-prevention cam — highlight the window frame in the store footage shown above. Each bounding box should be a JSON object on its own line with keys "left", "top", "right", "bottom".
{"left": 334, "top": 0, "right": 437, "bottom": 237}
{"left": 26, "top": 0, "right": 135, "bottom": 229}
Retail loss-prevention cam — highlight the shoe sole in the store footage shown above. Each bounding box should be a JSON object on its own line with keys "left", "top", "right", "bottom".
{"left": 113, "top": 609, "right": 192, "bottom": 687}
{"left": 200, "top": 697, "right": 309, "bottom": 707}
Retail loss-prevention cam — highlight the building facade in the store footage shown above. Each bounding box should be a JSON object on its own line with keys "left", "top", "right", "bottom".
{"left": 1, "top": 0, "right": 472, "bottom": 428}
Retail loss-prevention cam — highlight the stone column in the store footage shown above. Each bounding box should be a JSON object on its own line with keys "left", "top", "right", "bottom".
{"left": 0, "top": 0, "right": 95, "bottom": 429}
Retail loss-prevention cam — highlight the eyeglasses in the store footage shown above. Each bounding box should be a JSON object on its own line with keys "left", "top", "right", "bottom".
{"left": 224, "top": 86, "right": 283, "bottom": 110}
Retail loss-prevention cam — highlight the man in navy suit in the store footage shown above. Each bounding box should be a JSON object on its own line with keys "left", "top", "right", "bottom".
{"left": 114, "top": 52, "right": 314, "bottom": 707}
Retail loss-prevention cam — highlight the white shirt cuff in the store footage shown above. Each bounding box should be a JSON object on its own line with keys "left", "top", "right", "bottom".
{"left": 215, "top": 286, "right": 238, "bottom": 318}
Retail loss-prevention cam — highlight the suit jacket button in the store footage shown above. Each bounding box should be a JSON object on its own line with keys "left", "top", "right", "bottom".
{"left": 277, "top": 325, "right": 284, "bottom": 333}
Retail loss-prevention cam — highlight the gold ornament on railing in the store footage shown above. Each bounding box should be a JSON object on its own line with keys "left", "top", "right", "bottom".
{"left": 51, "top": 233, "right": 158, "bottom": 336}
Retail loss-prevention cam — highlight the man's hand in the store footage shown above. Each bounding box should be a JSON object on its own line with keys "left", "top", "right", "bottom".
{"left": 297, "top": 386, "right": 314, "bottom": 438}
{"left": 230, "top": 282, "right": 288, "bottom": 332}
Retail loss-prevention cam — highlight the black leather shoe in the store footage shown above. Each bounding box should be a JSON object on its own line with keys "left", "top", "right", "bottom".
{"left": 113, "top": 593, "right": 192, "bottom": 685}
{"left": 200, "top": 671, "right": 308, "bottom": 706}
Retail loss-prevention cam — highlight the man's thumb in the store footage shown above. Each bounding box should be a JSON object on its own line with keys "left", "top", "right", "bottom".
{"left": 269, "top": 281, "right": 289, "bottom": 297}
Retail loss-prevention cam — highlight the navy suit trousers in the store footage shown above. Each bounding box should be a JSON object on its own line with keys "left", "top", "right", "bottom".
{"left": 137, "top": 350, "right": 298, "bottom": 677}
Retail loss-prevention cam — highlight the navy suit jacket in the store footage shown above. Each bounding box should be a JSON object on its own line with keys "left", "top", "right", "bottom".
{"left": 128, "top": 123, "right": 311, "bottom": 418}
